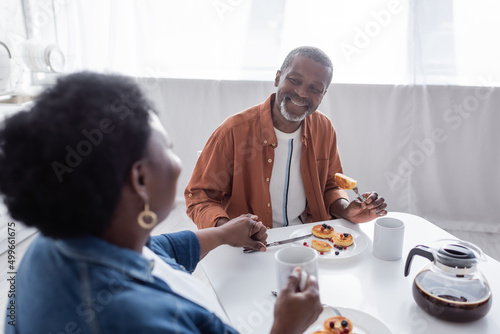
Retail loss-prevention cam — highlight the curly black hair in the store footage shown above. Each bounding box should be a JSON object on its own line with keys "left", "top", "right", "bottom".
{"left": 0, "top": 72, "right": 152, "bottom": 238}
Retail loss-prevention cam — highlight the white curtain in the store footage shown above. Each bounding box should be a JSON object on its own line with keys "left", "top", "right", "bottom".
{"left": 56, "top": 0, "right": 264, "bottom": 79}
{"left": 50, "top": 0, "right": 500, "bottom": 86}
{"left": 3, "top": 1, "right": 500, "bottom": 84}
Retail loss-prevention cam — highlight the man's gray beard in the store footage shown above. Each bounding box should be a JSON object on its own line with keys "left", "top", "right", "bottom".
{"left": 280, "top": 99, "right": 308, "bottom": 122}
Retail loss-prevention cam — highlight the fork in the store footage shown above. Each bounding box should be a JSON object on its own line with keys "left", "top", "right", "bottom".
{"left": 352, "top": 186, "right": 367, "bottom": 205}
{"left": 352, "top": 186, "right": 382, "bottom": 215}
{"left": 323, "top": 304, "right": 342, "bottom": 316}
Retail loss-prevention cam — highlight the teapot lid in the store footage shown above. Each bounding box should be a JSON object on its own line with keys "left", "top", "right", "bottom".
{"left": 433, "top": 239, "right": 485, "bottom": 268}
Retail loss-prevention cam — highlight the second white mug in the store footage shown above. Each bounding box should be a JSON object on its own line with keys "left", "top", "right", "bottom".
{"left": 373, "top": 217, "right": 405, "bottom": 261}
{"left": 275, "top": 246, "right": 318, "bottom": 293}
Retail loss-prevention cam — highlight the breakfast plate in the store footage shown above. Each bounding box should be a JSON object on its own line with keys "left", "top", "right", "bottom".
{"left": 289, "top": 225, "right": 368, "bottom": 260}
{"left": 304, "top": 306, "right": 391, "bottom": 334}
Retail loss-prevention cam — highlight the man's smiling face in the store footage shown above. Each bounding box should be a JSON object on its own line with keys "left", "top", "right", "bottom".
{"left": 274, "top": 55, "right": 331, "bottom": 124}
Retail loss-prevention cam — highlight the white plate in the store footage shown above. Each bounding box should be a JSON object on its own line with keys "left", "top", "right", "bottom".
{"left": 304, "top": 306, "right": 391, "bottom": 334}
{"left": 289, "top": 225, "right": 368, "bottom": 260}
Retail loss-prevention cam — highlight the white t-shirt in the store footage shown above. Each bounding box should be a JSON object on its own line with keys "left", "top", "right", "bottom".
{"left": 270, "top": 126, "right": 307, "bottom": 228}
{"left": 142, "top": 247, "right": 231, "bottom": 326}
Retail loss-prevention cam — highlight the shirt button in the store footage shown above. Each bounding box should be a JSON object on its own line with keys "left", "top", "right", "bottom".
{"left": 264, "top": 140, "right": 268, "bottom": 144}
{"left": 266, "top": 178, "right": 270, "bottom": 182}
{"left": 267, "top": 203, "right": 271, "bottom": 207}
{"left": 268, "top": 159, "right": 272, "bottom": 163}
{"left": 272, "top": 143, "right": 276, "bottom": 147}
{"left": 188, "top": 193, "right": 193, "bottom": 197}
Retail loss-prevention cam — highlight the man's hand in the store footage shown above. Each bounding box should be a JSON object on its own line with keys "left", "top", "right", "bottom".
{"left": 331, "top": 193, "right": 387, "bottom": 224}
{"left": 271, "top": 267, "right": 323, "bottom": 334}
{"left": 218, "top": 214, "right": 268, "bottom": 251}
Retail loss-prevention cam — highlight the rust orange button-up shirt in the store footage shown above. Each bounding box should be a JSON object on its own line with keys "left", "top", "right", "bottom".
{"left": 185, "top": 94, "right": 348, "bottom": 229}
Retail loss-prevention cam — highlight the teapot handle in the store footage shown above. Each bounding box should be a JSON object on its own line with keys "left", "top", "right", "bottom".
{"left": 404, "top": 245, "right": 435, "bottom": 277}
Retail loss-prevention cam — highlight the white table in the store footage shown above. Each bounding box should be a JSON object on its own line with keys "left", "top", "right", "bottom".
{"left": 200, "top": 212, "right": 500, "bottom": 334}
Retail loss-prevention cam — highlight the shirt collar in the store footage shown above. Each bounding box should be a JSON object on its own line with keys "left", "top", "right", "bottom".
{"left": 261, "top": 93, "right": 312, "bottom": 146}
{"left": 260, "top": 94, "right": 278, "bottom": 147}
{"left": 54, "top": 235, "right": 155, "bottom": 283}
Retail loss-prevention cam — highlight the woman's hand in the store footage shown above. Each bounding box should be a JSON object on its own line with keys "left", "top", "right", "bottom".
{"left": 271, "top": 267, "right": 323, "bottom": 334}
{"left": 195, "top": 214, "right": 267, "bottom": 259}
{"left": 219, "top": 214, "right": 268, "bottom": 252}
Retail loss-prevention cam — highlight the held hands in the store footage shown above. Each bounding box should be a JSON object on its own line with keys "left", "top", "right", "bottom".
{"left": 218, "top": 214, "right": 268, "bottom": 252}
{"left": 271, "top": 267, "right": 323, "bottom": 334}
{"left": 344, "top": 192, "right": 387, "bottom": 224}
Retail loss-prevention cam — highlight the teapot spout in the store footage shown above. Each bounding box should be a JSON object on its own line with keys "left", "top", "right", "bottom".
{"left": 404, "top": 245, "right": 435, "bottom": 277}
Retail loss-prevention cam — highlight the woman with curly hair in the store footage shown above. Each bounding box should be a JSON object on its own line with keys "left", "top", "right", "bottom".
{"left": 0, "top": 72, "right": 322, "bottom": 334}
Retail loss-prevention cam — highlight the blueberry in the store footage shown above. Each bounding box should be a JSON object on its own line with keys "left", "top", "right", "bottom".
{"left": 341, "top": 320, "right": 348, "bottom": 327}
{"left": 343, "top": 233, "right": 349, "bottom": 237}
{"left": 322, "top": 223, "right": 327, "bottom": 228}
{"left": 335, "top": 251, "right": 340, "bottom": 255}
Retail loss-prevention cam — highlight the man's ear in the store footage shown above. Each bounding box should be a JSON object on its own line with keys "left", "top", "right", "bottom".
{"left": 274, "top": 70, "right": 281, "bottom": 87}
{"left": 129, "top": 160, "right": 149, "bottom": 203}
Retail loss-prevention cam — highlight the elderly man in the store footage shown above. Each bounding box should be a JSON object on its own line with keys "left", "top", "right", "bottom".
{"left": 185, "top": 46, "right": 387, "bottom": 229}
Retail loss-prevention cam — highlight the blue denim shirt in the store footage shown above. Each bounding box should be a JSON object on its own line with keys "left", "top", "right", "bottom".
{"left": 5, "top": 231, "right": 238, "bottom": 334}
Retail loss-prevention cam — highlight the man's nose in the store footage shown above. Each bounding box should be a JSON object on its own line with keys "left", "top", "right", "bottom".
{"left": 294, "top": 84, "right": 309, "bottom": 98}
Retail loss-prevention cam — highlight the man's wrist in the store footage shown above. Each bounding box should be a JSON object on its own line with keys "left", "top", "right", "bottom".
{"left": 329, "top": 198, "right": 349, "bottom": 219}
{"left": 215, "top": 217, "right": 230, "bottom": 227}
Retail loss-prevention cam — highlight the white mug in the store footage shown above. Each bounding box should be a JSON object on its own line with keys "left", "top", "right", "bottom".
{"left": 373, "top": 217, "right": 405, "bottom": 261}
{"left": 275, "top": 246, "right": 318, "bottom": 293}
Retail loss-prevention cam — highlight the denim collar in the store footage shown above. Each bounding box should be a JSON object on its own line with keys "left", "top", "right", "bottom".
{"left": 54, "top": 235, "right": 155, "bottom": 283}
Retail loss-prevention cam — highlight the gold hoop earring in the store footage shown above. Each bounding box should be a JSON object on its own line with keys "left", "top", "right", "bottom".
{"left": 137, "top": 203, "right": 158, "bottom": 229}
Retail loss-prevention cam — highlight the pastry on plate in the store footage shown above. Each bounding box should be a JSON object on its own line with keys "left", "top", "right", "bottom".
{"left": 334, "top": 173, "right": 357, "bottom": 190}
{"left": 311, "top": 239, "right": 333, "bottom": 253}
{"left": 332, "top": 232, "right": 354, "bottom": 247}
{"left": 312, "top": 223, "right": 335, "bottom": 239}
{"left": 323, "top": 316, "right": 354, "bottom": 333}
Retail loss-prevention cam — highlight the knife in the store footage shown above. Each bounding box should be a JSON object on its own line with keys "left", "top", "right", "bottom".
{"left": 243, "top": 233, "right": 313, "bottom": 253}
